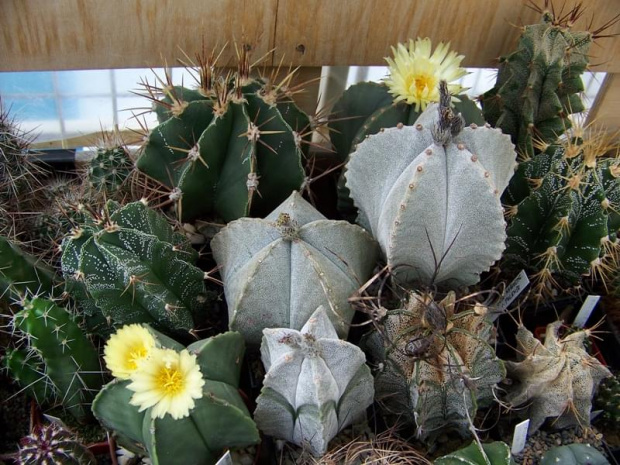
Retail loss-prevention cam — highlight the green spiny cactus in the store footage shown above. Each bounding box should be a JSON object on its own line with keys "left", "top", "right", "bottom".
{"left": 93, "top": 331, "right": 259, "bottom": 465}
{"left": 255, "top": 306, "right": 374, "bottom": 456}
{"left": 502, "top": 133, "right": 620, "bottom": 301}
{"left": 434, "top": 441, "right": 514, "bottom": 465}
{"left": 540, "top": 444, "right": 610, "bottom": 465}
{"left": 0, "top": 235, "right": 59, "bottom": 302}
{"left": 364, "top": 291, "right": 505, "bottom": 443}
{"left": 60, "top": 200, "right": 211, "bottom": 337}
{"left": 594, "top": 372, "right": 620, "bottom": 426}
{"left": 480, "top": 6, "right": 591, "bottom": 158}
{"left": 4, "top": 348, "right": 55, "bottom": 405}
{"left": 9, "top": 297, "right": 104, "bottom": 422}
{"left": 211, "top": 190, "right": 378, "bottom": 345}
{"left": 346, "top": 83, "right": 517, "bottom": 288}
{"left": 136, "top": 46, "right": 310, "bottom": 222}
{"left": 86, "top": 135, "right": 134, "bottom": 201}
{"left": 17, "top": 422, "right": 96, "bottom": 465}
{"left": 505, "top": 321, "right": 611, "bottom": 433}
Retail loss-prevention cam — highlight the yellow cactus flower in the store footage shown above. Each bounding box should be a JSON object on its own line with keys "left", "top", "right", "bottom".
{"left": 104, "top": 324, "right": 156, "bottom": 379}
{"left": 384, "top": 37, "right": 467, "bottom": 111}
{"left": 128, "top": 348, "right": 205, "bottom": 420}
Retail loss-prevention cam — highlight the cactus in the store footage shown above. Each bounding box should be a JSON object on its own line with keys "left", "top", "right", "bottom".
{"left": 135, "top": 46, "right": 310, "bottom": 222}
{"left": 0, "top": 235, "right": 59, "bottom": 302}
{"left": 505, "top": 321, "right": 611, "bottom": 433}
{"left": 502, "top": 133, "right": 620, "bottom": 301}
{"left": 594, "top": 373, "right": 620, "bottom": 426}
{"left": 364, "top": 291, "right": 505, "bottom": 443}
{"left": 85, "top": 135, "right": 134, "bottom": 202}
{"left": 8, "top": 297, "right": 104, "bottom": 422}
{"left": 434, "top": 441, "right": 514, "bottom": 465}
{"left": 211, "top": 190, "right": 379, "bottom": 345}
{"left": 345, "top": 82, "right": 517, "bottom": 288}
{"left": 17, "top": 422, "right": 96, "bottom": 465}
{"left": 254, "top": 306, "right": 374, "bottom": 457}
{"left": 480, "top": 6, "right": 591, "bottom": 158}
{"left": 92, "top": 331, "right": 260, "bottom": 465}
{"left": 540, "top": 444, "right": 610, "bottom": 465}
{"left": 60, "top": 200, "right": 211, "bottom": 336}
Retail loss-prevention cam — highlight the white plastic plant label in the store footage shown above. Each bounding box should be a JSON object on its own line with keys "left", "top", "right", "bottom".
{"left": 511, "top": 418, "right": 530, "bottom": 455}
{"left": 215, "top": 451, "right": 233, "bottom": 465}
{"left": 573, "top": 295, "right": 600, "bottom": 328}
{"left": 490, "top": 270, "right": 530, "bottom": 321}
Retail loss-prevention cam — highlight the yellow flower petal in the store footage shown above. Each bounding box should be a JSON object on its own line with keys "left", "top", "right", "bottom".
{"left": 127, "top": 348, "right": 205, "bottom": 420}
{"left": 104, "top": 324, "right": 156, "bottom": 379}
{"left": 384, "top": 37, "right": 467, "bottom": 111}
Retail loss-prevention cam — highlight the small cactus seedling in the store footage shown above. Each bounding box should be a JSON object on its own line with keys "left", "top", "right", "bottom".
{"left": 480, "top": 5, "right": 591, "bottom": 158}
{"left": 594, "top": 372, "right": 620, "bottom": 426}
{"left": 85, "top": 131, "right": 134, "bottom": 202}
{"left": 434, "top": 441, "right": 514, "bottom": 465}
{"left": 502, "top": 131, "right": 620, "bottom": 302}
{"left": 364, "top": 291, "right": 505, "bottom": 443}
{"left": 346, "top": 82, "right": 517, "bottom": 288}
{"left": 60, "top": 200, "right": 211, "bottom": 336}
{"left": 540, "top": 444, "right": 610, "bottom": 465}
{"left": 17, "top": 422, "right": 96, "bottom": 465}
{"left": 211, "top": 191, "right": 378, "bottom": 345}
{"left": 505, "top": 321, "right": 611, "bottom": 433}
{"left": 93, "top": 330, "right": 259, "bottom": 465}
{"left": 255, "top": 306, "right": 375, "bottom": 456}
{"left": 8, "top": 297, "right": 104, "bottom": 422}
{"left": 135, "top": 45, "right": 311, "bottom": 222}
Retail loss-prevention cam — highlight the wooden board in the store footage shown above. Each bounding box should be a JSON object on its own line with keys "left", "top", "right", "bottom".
{"left": 1, "top": 0, "right": 619, "bottom": 71}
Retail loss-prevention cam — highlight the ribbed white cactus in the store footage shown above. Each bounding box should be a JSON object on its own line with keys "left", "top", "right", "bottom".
{"left": 345, "top": 90, "right": 517, "bottom": 288}
{"left": 211, "top": 191, "right": 378, "bottom": 344}
{"left": 254, "top": 306, "right": 374, "bottom": 456}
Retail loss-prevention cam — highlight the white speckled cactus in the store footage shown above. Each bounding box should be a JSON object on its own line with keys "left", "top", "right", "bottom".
{"left": 211, "top": 191, "right": 378, "bottom": 345}
{"left": 345, "top": 82, "right": 517, "bottom": 288}
{"left": 254, "top": 306, "right": 374, "bottom": 456}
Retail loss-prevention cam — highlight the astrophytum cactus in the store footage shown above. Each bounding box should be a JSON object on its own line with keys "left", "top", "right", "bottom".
{"left": 345, "top": 82, "right": 517, "bottom": 288}
{"left": 211, "top": 191, "right": 378, "bottom": 345}
{"left": 254, "top": 306, "right": 374, "bottom": 456}
{"left": 505, "top": 321, "right": 612, "bottom": 432}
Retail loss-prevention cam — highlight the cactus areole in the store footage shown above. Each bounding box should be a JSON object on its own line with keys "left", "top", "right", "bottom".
{"left": 346, "top": 82, "right": 517, "bottom": 288}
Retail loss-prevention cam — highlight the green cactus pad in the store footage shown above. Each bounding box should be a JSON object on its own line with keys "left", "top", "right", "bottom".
{"left": 435, "top": 441, "right": 514, "bottom": 465}
{"left": 540, "top": 444, "right": 610, "bottom": 465}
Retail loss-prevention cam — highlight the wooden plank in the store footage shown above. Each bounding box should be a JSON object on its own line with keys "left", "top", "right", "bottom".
{"left": 0, "top": 0, "right": 278, "bottom": 71}
{"left": 1, "top": 0, "right": 618, "bottom": 71}
{"left": 274, "top": 0, "right": 620, "bottom": 71}
{"left": 586, "top": 73, "right": 620, "bottom": 136}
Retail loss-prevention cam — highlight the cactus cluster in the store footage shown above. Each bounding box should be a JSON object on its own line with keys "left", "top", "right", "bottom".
{"left": 505, "top": 321, "right": 611, "bottom": 433}
{"left": 212, "top": 191, "right": 378, "bottom": 345}
{"left": 93, "top": 329, "right": 259, "bottom": 465}
{"left": 6, "top": 297, "right": 104, "bottom": 421}
{"left": 255, "top": 307, "right": 374, "bottom": 457}
{"left": 345, "top": 85, "right": 517, "bottom": 288}
{"left": 60, "top": 200, "right": 212, "bottom": 336}
{"left": 502, "top": 133, "right": 620, "bottom": 301}
{"left": 364, "top": 292, "right": 505, "bottom": 443}
{"left": 480, "top": 6, "right": 591, "bottom": 158}
{"left": 17, "top": 422, "right": 96, "bottom": 465}
{"left": 136, "top": 46, "right": 311, "bottom": 222}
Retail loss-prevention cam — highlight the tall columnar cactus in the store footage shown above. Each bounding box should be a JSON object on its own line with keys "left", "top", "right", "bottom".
{"left": 17, "top": 422, "right": 96, "bottom": 465}
{"left": 60, "top": 200, "right": 211, "bottom": 336}
{"left": 364, "top": 292, "right": 505, "bottom": 443}
{"left": 0, "top": 236, "right": 59, "bottom": 302}
{"left": 346, "top": 83, "right": 517, "bottom": 288}
{"left": 594, "top": 373, "right": 620, "bottom": 426}
{"left": 211, "top": 190, "right": 378, "bottom": 345}
{"left": 7, "top": 297, "right": 104, "bottom": 422}
{"left": 136, "top": 47, "right": 310, "bottom": 222}
{"left": 93, "top": 331, "right": 260, "bottom": 465}
{"left": 255, "top": 307, "right": 374, "bottom": 456}
{"left": 505, "top": 321, "right": 611, "bottom": 433}
{"left": 480, "top": 7, "right": 591, "bottom": 158}
{"left": 502, "top": 134, "right": 620, "bottom": 300}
